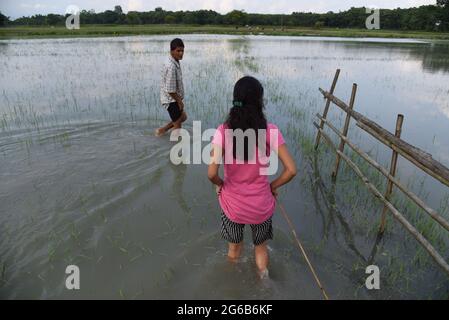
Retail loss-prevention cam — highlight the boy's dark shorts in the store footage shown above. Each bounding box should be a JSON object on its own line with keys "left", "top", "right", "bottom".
{"left": 167, "top": 102, "right": 183, "bottom": 122}
{"left": 220, "top": 211, "right": 273, "bottom": 246}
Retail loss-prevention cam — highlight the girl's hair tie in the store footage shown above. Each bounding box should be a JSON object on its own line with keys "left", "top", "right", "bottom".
{"left": 233, "top": 100, "right": 243, "bottom": 107}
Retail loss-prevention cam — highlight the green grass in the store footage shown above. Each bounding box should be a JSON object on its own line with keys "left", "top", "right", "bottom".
{"left": 1, "top": 24, "right": 449, "bottom": 40}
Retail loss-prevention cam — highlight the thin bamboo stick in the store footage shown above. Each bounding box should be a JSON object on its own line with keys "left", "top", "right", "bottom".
{"left": 278, "top": 202, "right": 330, "bottom": 300}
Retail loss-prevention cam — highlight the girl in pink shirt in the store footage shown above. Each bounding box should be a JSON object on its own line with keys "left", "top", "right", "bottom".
{"left": 208, "top": 76, "right": 297, "bottom": 279}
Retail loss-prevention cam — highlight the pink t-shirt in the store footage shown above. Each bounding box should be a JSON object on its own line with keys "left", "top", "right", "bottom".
{"left": 212, "top": 123, "right": 286, "bottom": 224}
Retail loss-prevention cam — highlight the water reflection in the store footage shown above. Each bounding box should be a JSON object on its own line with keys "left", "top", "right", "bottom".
{"left": 309, "top": 152, "right": 369, "bottom": 263}
{"left": 0, "top": 42, "right": 8, "bottom": 55}
{"left": 336, "top": 40, "right": 449, "bottom": 74}
{"left": 411, "top": 42, "right": 449, "bottom": 73}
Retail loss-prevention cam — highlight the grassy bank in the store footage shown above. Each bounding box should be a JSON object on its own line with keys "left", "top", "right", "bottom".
{"left": 1, "top": 24, "right": 449, "bottom": 40}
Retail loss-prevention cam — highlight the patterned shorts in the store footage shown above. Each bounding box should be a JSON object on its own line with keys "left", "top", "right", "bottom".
{"left": 220, "top": 211, "right": 273, "bottom": 246}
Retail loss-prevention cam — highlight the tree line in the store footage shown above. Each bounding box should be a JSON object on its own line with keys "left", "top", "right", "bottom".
{"left": 1, "top": 2, "right": 448, "bottom": 31}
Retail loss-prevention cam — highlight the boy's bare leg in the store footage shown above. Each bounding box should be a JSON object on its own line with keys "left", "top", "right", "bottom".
{"left": 156, "top": 122, "right": 174, "bottom": 136}
{"left": 173, "top": 112, "right": 187, "bottom": 129}
{"left": 181, "top": 112, "right": 187, "bottom": 123}
{"left": 228, "top": 242, "right": 243, "bottom": 262}
{"left": 156, "top": 112, "right": 187, "bottom": 136}
{"left": 255, "top": 242, "right": 269, "bottom": 278}
{"left": 172, "top": 112, "right": 187, "bottom": 138}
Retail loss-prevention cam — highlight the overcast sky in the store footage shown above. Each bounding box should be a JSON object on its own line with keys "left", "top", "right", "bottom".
{"left": 0, "top": 0, "right": 437, "bottom": 19}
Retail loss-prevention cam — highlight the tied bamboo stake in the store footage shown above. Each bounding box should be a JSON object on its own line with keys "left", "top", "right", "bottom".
{"left": 380, "top": 114, "right": 404, "bottom": 233}
{"left": 332, "top": 83, "right": 357, "bottom": 180}
{"left": 315, "top": 69, "right": 340, "bottom": 150}
{"left": 278, "top": 202, "right": 330, "bottom": 300}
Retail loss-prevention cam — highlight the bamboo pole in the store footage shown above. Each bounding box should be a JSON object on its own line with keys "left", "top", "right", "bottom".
{"left": 313, "top": 122, "right": 449, "bottom": 276}
{"left": 332, "top": 83, "right": 357, "bottom": 180}
{"left": 380, "top": 115, "right": 404, "bottom": 233}
{"left": 357, "top": 120, "right": 449, "bottom": 190}
{"left": 319, "top": 88, "right": 449, "bottom": 189}
{"left": 314, "top": 115, "right": 449, "bottom": 232}
{"left": 314, "top": 69, "right": 340, "bottom": 150}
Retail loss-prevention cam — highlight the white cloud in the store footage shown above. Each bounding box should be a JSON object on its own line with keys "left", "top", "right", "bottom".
{"left": 20, "top": 3, "right": 48, "bottom": 9}
{"left": 126, "top": 0, "right": 144, "bottom": 12}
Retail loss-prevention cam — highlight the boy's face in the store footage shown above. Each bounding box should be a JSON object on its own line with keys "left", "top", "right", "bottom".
{"left": 171, "top": 47, "right": 184, "bottom": 61}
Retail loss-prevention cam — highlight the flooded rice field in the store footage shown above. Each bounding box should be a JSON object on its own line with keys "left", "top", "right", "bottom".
{"left": 0, "top": 35, "right": 449, "bottom": 299}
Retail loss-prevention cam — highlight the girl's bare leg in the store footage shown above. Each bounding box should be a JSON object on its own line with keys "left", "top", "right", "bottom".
{"left": 255, "top": 242, "right": 269, "bottom": 278}
{"left": 228, "top": 242, "right": 243, "bottom": 262}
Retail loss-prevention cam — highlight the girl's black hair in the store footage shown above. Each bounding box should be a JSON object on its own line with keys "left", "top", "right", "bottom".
{"left": 225, "top": 76, "right": 268, "bottom": 161}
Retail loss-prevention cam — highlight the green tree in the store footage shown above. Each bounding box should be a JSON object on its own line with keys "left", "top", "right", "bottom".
{"left": 6, "top": 5, "right": 448, "bottom": 30}
{"left": 80, "top": 9, "right": 97, "bottom": 24}
{"left": 314, "top": 21, "right": 324, "bottom": 29}
{"left": 224, "top": 10, "right": 248, "bottom": 26}
{"left": 0, "top": 11, "right": 10, "bottom": 26}
{"left": 152, "top": 7, "right": 166, "bottom": 23}
{"left": 114, "top": 6, "right": 123, "bottom": 14}
{"left": 114, "top": 5, "right": 126, "bottom": 23}
{"left": 437, "top": 0, "right": 449, "bottom": 30}
{"left": 45, "top": 13, "right": 62, "bottom": 25}
{"left": 165, "top": 15, "right": 176, "bottom": 24}
{"left": 194, "top": 10, "right": 220, "bottom": 25}
{"left": 100, "top": 10, "right": 120, "bottom": 24}
{"left": 126, "top": 11, "right": 141, "bottom": 24}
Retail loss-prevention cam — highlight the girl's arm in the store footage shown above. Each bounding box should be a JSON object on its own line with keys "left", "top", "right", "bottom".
{"left": 270, "top": 144, "right": 297, "bottom": 196}
{"left": 208, "top": 144, "right": 224, "bottom": 187}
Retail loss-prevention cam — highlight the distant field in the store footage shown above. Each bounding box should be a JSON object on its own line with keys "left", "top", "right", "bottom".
{"left": 1, "top": 24, "right": 449, "bottom": 40}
